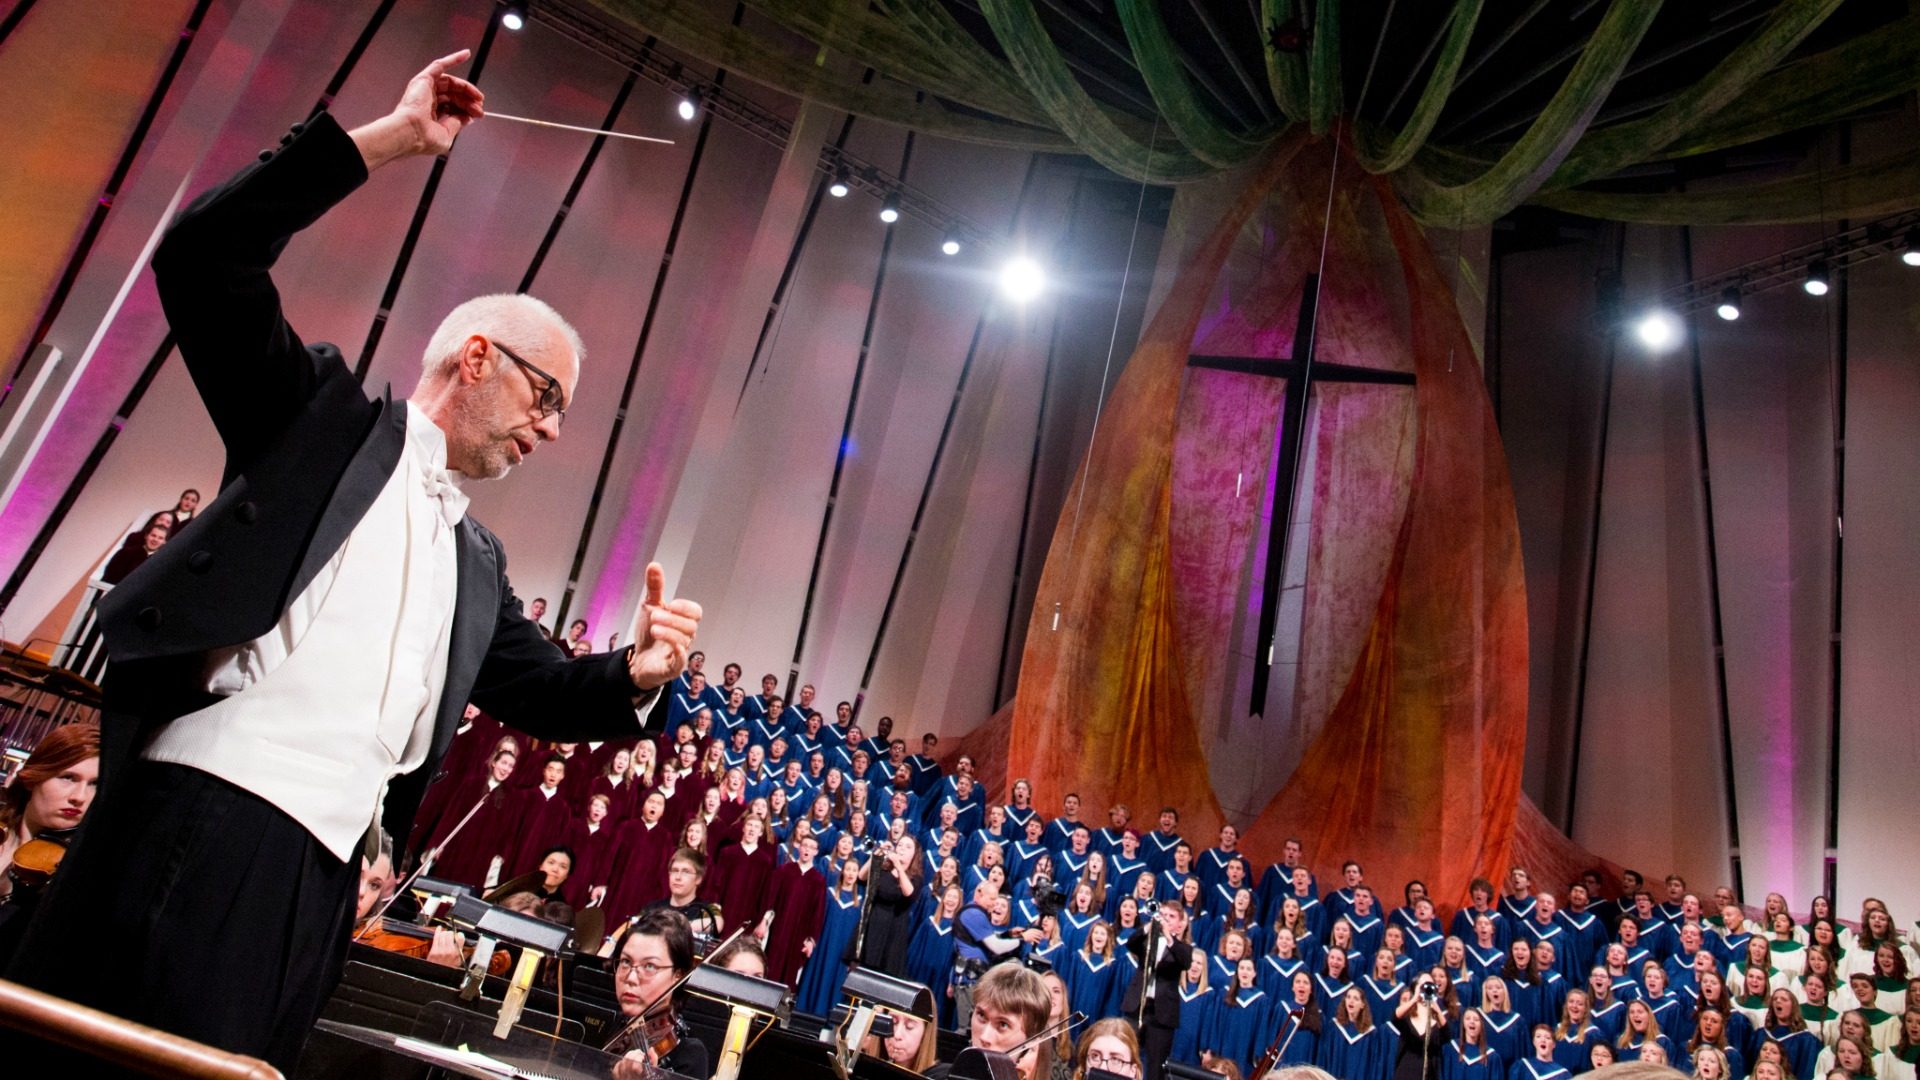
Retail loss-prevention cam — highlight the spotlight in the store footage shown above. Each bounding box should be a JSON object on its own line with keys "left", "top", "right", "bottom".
{"left": 1633, "top": 308, "right": 1682, "bottom": 353}
{"left": 998, "top": 255, "right": 1046, "bottom": 303}
{"left": 1803, "top": 257, "right": 1830, "bottom": 296}
{"left": 677, "top": 88, "right": 701, "bottom": 122}
{"left": 1902, "top": 228, "right": 1920, "bottom": 267}
{"left": 828, "top": 164, "right": 850, "bottom": 198}
{"left": 879, "top": 192, "right": 900, "bottom": 224}
{"left": 940, "top": 230, "right": 962, "bottom": 256}
{"left": 500, "top": 2, "right": 526, "bottom": 31}
{"left": 1715, "top": 286, "right": 1741, "bottom": 322}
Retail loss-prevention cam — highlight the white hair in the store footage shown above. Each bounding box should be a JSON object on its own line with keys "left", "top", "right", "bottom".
{"left": 418, "top": 292, "right": 585, "bottom": 386}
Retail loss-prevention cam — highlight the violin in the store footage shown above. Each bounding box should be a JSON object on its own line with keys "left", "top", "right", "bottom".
{"left": 605, "top": 924, "right": 750, "bottom": 1062}
{"left": 353, "top": 915, "right": 513, "bottom": 977}
{"left": 4, "top": 827, "right": 79, "bottom": 899}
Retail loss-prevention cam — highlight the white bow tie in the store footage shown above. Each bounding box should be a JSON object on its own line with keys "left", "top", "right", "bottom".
{"left": 420, "top": 467, "right": 469, "bottom": 527}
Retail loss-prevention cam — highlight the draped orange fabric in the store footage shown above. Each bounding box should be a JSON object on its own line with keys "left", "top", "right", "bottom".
{"left": 1007, "top": 136, "right": 1595, "bottom": 906}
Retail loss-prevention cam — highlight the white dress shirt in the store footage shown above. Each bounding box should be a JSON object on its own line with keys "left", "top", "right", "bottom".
{"left": 144, "top": 406, "right": 467, "bottom": 860}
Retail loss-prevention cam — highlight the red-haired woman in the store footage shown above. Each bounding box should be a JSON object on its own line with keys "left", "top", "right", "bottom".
{"left": 0, "top": 722, "right": 101, "bottom": 962}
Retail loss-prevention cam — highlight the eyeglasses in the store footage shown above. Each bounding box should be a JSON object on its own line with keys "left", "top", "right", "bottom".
{"left": 491, "top": 339, "right": 568, "bottom": 427}
{"left": 1086, "top": 1051, "right": 1138, "bottom": 1074}
{"left": 616, "top": 958, "right": 674, "bottom": 981}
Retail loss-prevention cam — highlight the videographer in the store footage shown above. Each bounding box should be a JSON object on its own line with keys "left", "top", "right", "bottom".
{"left": 953, "top": 881, "right": 1045, "bottom": 1026}
{"left": 1121, "top": 898, "right": 1191, "bottom": 1080}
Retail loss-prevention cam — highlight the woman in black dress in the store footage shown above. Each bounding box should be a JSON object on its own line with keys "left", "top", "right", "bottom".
{"left": 1396, "top": 964, "right": 1458, "bottom": 1080}
{"left": 851, "top": 833, "right": 921, "bottom": 976}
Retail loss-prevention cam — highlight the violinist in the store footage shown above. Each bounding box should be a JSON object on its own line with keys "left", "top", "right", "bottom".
{"left": 351, "top": 830, "right": 465, "bottom": 969}
{"left": 607, "top": 908, "right": 710, "bottom": 1079}
{"left": 927, "top": 962, "right": 1055, "bottom": 1079}
{"left": 0, "top": 722, "right": 101, "bottom": 963}
{"left": 862, "top": 1007, "right": 939, "bottom": 1073}
{"left": 0, "top": 722, "right": 101, "bottom": 897}
{"left": 645, "top": 847, "right": 722, "bottom": 940}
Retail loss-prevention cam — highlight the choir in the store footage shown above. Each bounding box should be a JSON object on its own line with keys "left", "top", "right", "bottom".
{"left": 393, "top": 656, "right": 1920, "bottom": 1080}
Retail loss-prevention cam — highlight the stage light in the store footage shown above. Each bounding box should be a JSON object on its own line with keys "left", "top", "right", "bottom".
{"left": 999, "top": 255, "right": 1046, "bottom": 303}
{"left": 940, "top": 230, "right": 962, "bottom": 256}
{"left": 1633, "top": 308, "right": 1681, "bottom": 353}
{"left": 1715, "top": 286, "right": 1741, "bottom": 322}
{"left": 500, "top": 2, "right": 526, "bottom": 31}
{"left": 1803, "top": 257, "right": 1830, "bottom": 296}
{"left": 828, "top": 164, "right": 850, "bottom": 198}
{"left": 677, "top": 88, "right": 701, "bottom": 122}
{"left": 879, "top": 192, "right": 900, "bottom": 224}
{"left": 1903, "top": 228, "right": 1920, "bottom": 267}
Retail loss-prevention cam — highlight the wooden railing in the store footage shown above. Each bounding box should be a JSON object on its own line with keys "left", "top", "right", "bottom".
{"left": 0, "top": 978, "right": 283, "bottom": 1079}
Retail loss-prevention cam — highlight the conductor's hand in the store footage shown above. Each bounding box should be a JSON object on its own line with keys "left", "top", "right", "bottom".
{"left": 350, "top": 50, "right": 484, "bottom": 170}
{"left": 627, "top": 562, "right": 702, "bottom": 691}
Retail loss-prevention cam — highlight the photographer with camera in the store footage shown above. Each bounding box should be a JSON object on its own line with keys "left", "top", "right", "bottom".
{"left": 1121, "top": 898, "right": 1192, "bottom": 1080}
{"left": 953, "top": 881, "right": 1048, "bottom": 1028}
{"left": 1394, "top": 965, "right": 1460, "bottom": 1080}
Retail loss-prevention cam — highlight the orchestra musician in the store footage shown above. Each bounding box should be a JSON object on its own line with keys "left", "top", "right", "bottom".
{"left": 0, "top": 722, "right": 102, "bottom": 963}
{"left": 607, "top": 909, "right": 710, "bottom": 1078}
{"left": 863, "top": 1007, "right": 940, "bottom": 1074}
{"left": 927, "top": 962, "right": 1056, "bottom": 1079}
{"left": 645, "top": 847, "right": 722, "bottom": 941}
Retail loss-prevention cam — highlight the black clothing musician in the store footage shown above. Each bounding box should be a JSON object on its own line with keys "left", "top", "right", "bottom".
{"left": 1120, "top": 900, "right": 1194, "bottom": 1080}
{"left": 608, "top": 909, "right": 711, "bottom": 1079}
{"left": 2, "top": 51, "right": 702, "bottom": 1072}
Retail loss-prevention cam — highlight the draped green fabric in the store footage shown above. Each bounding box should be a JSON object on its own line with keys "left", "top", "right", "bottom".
{"left": 1353, "top": 0, "right": 1483, "bottom": 174}
{"left": 1115, "top": 0, "right": 1275, "bottom": 168}
{"left": 975, "top": 0, "right": 1212, "bottom": 181}
{"left": 588, "top": 0, "right": 1072, "bottom": 149}
{"left": 1543, "top": 0, "right": 1845, "bottom": 191}
{"left": 1533, "top": 147, "right": 1920, "bottom": 225}
{"left": 1394, "top": 0, "right": 1665, "bottom": 223}
{"left": 1308, "top": 0, "right": 1343, "bottom": 136}
{"left": 1259, "top": 0, "right": 1310, "bottom": 123}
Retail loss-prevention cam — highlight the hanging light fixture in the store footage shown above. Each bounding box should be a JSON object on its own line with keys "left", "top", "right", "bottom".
{"left": 1803, "top": 257, "right": 1830, "bottom": 296}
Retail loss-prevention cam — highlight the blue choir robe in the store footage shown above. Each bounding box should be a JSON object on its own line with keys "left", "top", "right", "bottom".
{"left": 714, "top": 708, "right": 748, "bottom": 743}
{"left": 776, "top": 775, "right": 814, "bottom": 811}
{"left": 906, "top": 915, "right": 959, "bottom": 1029}
{"left": 1505, "top": 976, "right": 1544, "bottom": 1030}
{"left": 667, "top": 690, "right": 708, "bottom": 731}
{"left": 1002, "top": 804, "right": 1037, "bottom": 833}
{"left": 1007, "top": 841, "right": 1049, "bottom": 882}
{"left": 1065, "top": 950, "right": 1121, "bottom": 1029}
{"left": 795, "top": 886, "right": 865, "bottom": 1016}
{"left": 1171, "top": 984, "right": 1215, "bottom": 1067}
{"left": 1094, "top": 827, "right": 1129, "bottom": 858}
{"left": 1268, "top": 1003, "right": 1321, "bottom": 1068}
{"left": 1142, "top": 829, "right": 1184, "bottom": 873}
{"left": 790, "top": 731, "right": 823, "bottom": 761}
{"left": 1453, "top": 907, "right": 1513, "bottom": 951}
{"left": 1158, "top": 869, "right": 1197, "bottom": 903}
{"left": 1028, "top": 939, "right": 1066, "bottom": 971}
{"left": 1343, "top": 914, "right": 1386, "bottom": 960}
{"left": 1292, "top": 928, "right": 1322, "bottom": 967}
{"left": 1109, "top": 855, "right": 1150, "bottom": 902}
{"left": 1106, "top": 951, "right": 1141, "bottom": 1019}
{"left": 1326, "top": 887, "right": 1362, "bottom": 925}
{"left": 874, "top": 806, "right": 917, "bottom": 839}
{"left": 1608, "top": 973, "right": 1643, "bottom": 1003}
{"left": 1359, "top": 974, "right": 1405, "bottom": 1025}
{"left": 1204, "top": 987, "right": 1272, "bottom": 1078}
{"left": 864, "top": 762, "right": 897, "bottom": 790}
{"left": 1482, "top": 1010, "right": 1528, "bottom": 1067}
{"left": 1197, "top": 848, "right": 1246, "bottom": 893}
{"left": 1257, "top": 864, "right": 1318, "bottom": 924}
{"left": 858, "top": 736, "right": 888, "bottom": 762}
{"left": 1406, "top": 926, "right": 1445, "bottom": 969}
{"left": 1679, "top": 1045, "right": 1745, "bottom": 1080}
{"left": 1314, "top": 973, "right": 1355, "bottom": 1015}
{"left": 1113, "top": 923, "right": 1143, "bottom": 950}
{"left": 1298, "top": 896, "right": 1330, "bottom": 940}
{"left": 817, "top": 722, "right": 849, "bottom": 753}
{"left": 1059, "top": 911, "right": 1099, "bottom": 956}
{"left": 922, "top": 825, "right": 963, "bottom": 859}
{"left": 1509, "top": 1056, "right": 1571, "bottom": 1080}
{"left": 1447, "top": 967, "right": 1480, "bottom": 1008}
{"left": 963, "top": 865, "right": 993, "bottom": 898}
{"left": 1615, "top": 1034, "right": 1675, "bottom": 1064}
{"left": 1557, "top": 911, "right": 1608, "bottom": 974}
{"left": 721, "top": 747, "right": 750, "bottom": 771}
{"left": 1552, "top": 1027, "right": 1601, "bottom": 1075}
{"left": 1318, "top": 1018, "right": 1393, "bottom": 1080}
{"left": 1534, "top": 971, "right": 1570, "bottom": 1030}
{"left": 1054, "top": 850, "right": 1090, "bottom": 889}
{"left": 742, "top": 693, "right": 772, "bottom": 722}
{"left": 1501, "top": 895, "right": 1539, "bottom": 926}
{"left": 1260, "top": 955, "right": 1308, "bottom": 997}
{"left": 1467, "top": 944, "right": 1508, "bottom": 984}
{"left": 906, "top": 755, "right": 941, "bottom": 794}
{"left": 747, "top": 715, "right": 784, "bottom": 749}
{"left": 1754, "top": 1027, "right": 1822, "bottom": 1080}
{"left": 1520, "top": 920, "right": 1577, "bottom": 980}
{"left": 1441, "top": 1042, "right": 1504, "bottom": 1080}
{"left": 1044, "top": 817, "right": 1085, "bottom": 856}
{"left": 1204, "top": 880, "right": 1244, "bottom": 919}
{"left": 1644, "top": 992, "right": 1686, "bottom": 1045}
{"left": 1586, "top": 998, "right": 1627, "bottom": 1043}
{"left": 962, "top": 827, "right": 1011, "bottom": 870}
{"left": 1208, "top": 953, "right": 1241, "bottom": 987}
{"left": 1616, "top": 944, "right": 1653, "bottom": 978}
{"left": 824, "top": 743, "right": 855, "bottom": 775}
{"left": 1391, "top": 906, "right": 1423, "bottom": 932}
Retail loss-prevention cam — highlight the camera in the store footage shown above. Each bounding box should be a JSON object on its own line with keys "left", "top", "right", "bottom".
{"left": 1418, "top": 980, "right": 1439, "bottom": 1002}
{"left": 1029, "top": 874, "right": 1068, "bottom": 920}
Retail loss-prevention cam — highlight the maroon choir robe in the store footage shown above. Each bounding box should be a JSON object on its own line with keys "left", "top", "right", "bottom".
{"left": 586, "top": 775, "right": 638, "bottom": 823}
{"left": 509, "top": 785, "right": 575, "bottom": 878}
{"left": 440, "top": 712, "right": 507, "bottom": 788}
{"left": 428, "top": 778, "right": 523, "bottom": 887}
{"left": 563, "top": 819, "right": 621, "bottom": 908}
{"left": 759, "top": 859, "right": 828, "bottom": 987}
{"left": 606, "top": 818, "right": 676, "bottom": 924}
{"left": 704, "top": 839, "right": 775, "bottom": 932}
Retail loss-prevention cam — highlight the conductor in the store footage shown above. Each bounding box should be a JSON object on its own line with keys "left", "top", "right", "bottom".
{"left": 3, "top": 50, "right": 703, "bottom": 1071}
